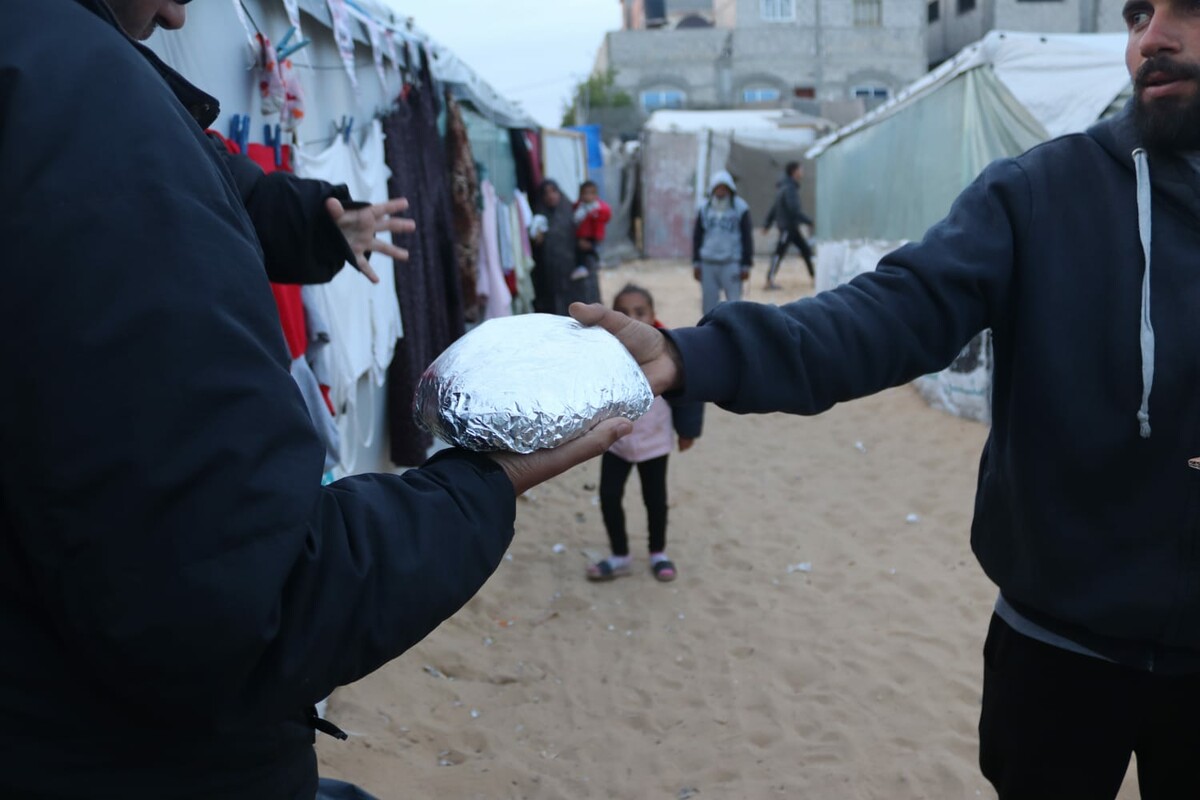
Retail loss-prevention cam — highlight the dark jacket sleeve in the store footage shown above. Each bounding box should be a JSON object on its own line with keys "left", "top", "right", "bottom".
{"left": 669, "top": 398, "right": 704, "bottom": 439}
{"left": 2, "top": 24, "right": 516, "bottom": 730}
{"left": 763, "top": 191, "right": 778, "bottom": 229}
{"left": 664, "top": 159, "right": 1021, "bottom": 414}
{"left": 740, "top": 207, "right": 754, "bottom": 267}
{"left": 212, "top": 140, "right": 357, "bottom": 285}
{"left": 779, "top": 181, "right": 814, "bottom": 228}
{"left": 692, "top": 210, "right": 704, "bottom": 265}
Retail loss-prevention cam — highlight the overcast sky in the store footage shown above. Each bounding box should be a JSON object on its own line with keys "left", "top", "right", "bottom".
{"left": 391, "top": 1, "right": 624, "bottom": 127}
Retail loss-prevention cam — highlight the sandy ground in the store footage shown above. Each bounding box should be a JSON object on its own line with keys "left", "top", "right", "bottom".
{"left": 317, "top": 258, "right": 1140, "bottom": 799}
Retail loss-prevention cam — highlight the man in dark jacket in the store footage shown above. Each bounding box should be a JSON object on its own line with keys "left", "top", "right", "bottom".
{"left": 576, "top": 2, "right": 1200, "bottom": 796}
{"left": 0, "top": 2, "right": 630, "bottom": 798}
{"left": 762, "top": 161, "right": 815, "bottom": 289}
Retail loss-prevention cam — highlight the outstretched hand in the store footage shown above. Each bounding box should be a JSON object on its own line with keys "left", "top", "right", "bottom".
{"left": 489, "top": 417, "right": 633, "bottom": 496}
{"left": 326, "top": 196, "right": 417, "bottom": 284}
{"left": 569, "top": 302, "right": 684, "bottom": 396}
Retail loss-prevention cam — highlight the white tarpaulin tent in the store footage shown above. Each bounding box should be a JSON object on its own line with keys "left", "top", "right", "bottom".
{"left": 807, "top": 30, "right": 1130, "bottom": 242}
{"left": 807, "top": 31, "right": 1131, "bottom": 424}
{"left": 640, "top": 109, "right": 834, "bottom": 260}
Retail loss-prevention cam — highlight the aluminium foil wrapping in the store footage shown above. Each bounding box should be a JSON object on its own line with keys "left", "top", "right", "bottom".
{"left": 414, "top": 314, "right": 653, "bottom": 453}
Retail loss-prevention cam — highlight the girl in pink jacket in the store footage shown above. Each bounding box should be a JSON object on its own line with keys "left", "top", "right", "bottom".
{"left": 586, "top": 285, "right": 703, "bottom": 583}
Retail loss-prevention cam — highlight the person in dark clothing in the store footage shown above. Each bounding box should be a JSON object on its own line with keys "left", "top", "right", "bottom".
{"left": 575, "top": 2, "right": 1200, "bottom": 796}
{"left": 530, "top": 179, "right": 580, "bottom": 315}
{"left": 106, "top": 0, "right": 412, "bottom": 288}
{"left": 762, "top": 161, "right": 815, "bottom": 289}
{"left": 0, "top": 3, "right": 631, "bottom": 798}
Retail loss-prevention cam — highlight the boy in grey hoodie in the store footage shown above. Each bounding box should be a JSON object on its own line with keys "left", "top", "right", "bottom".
{"left": 692, "top": 171, "right": 754, "bottom": 315}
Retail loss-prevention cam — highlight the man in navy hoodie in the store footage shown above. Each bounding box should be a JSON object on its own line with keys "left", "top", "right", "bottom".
{"left": 0, "top": 2, "right": 630, "bottom": 798}
{"left": 577, "top": 1, "right": 1200, "bottom": 796}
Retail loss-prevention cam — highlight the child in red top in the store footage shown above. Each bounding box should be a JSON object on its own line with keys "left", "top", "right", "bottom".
{"left": 571, "top": 180, "right": 612, "bottom": 282}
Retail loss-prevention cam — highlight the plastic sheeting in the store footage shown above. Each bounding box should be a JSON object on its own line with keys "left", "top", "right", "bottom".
{"left": 541, "top": 129, "right": 588, "bottom": 204}
{"left": 640, "top": 130, "right": 698, "bottom": 260}
{"left": 807, "top": 31, "right": 1130, "bottom": 242}
{"left": 816, "top": 241, "right": 992, "bottom": 425}
{"left": 460, "top": 106, "right": 518, "bottom": 200}
{"left": 814, "top": 68, "right": 1046, "bottom": 242}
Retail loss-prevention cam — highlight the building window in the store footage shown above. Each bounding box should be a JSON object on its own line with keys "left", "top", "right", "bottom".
{"left": 957, "top": 0, "right": 976, "bottom": 12}
{"left": 852, "top": 86, "right": 890, "bottom": 100}
{"left": 640, "top": 89, "right": 685, "bottom": 112}
{"left": 793, "top": 86, "right": 816, "bottom": 99}
{"left": 853, "top": 0, "right": 882, "bottom": 26}
{"left": 743, "top": 87, "right": 782, "bottom": 103}
{"left": 760, "top": 0, "right": 795, "bottom": 22}
{"left": 928, "top": 1, "right": 940, "bottom": 22}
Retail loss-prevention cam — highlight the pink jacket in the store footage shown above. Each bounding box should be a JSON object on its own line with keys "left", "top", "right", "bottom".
{"left": 609, "top": 396, "right": 673, "bottom": 463}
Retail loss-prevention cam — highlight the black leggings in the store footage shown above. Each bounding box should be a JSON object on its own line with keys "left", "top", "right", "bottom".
{"left": 979, "top": 613, "right": 1200, "bottom": 799}
{"left": 768, "top": 225, "right": 815, "bottom": 280}
{"left": 599, "top": 452, "right": 668, "bottom": 556}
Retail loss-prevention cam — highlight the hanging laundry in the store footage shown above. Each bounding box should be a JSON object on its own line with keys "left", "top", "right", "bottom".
{"left": 365, "top": 19, "right": 389, "bottom": 93}
{"left": 496, "top": 197, "right": 516, "bottom": 296}
{"left": 281, "top": 0, "right": 304, "bottom": 38}
{"left": 245, "top": 140, "right": 342, "bottom": 471}
{"left": 476, "top": 179, "right": 512, "bottom": 322}
{"left": 445, "top": 93, "right": 481, "bottom": 323}
{"left": 326, "top": 0, "right": 358, "bottom": 91}
{"left": 509, "top": 200, "right": 536, "bottom": 316}
{"left": 294, "top": 120, "right": 404, "bottom": 433}
{"left": 382, "top": 46, "right": 466, "bottom": 466}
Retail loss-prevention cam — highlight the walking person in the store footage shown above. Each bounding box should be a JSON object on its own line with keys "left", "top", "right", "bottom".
{"left": 692, "top": 171, "right": 754, "bottom": 316}
{"left": 586, "top": 285, "right": 703, "bottom": 583}
{"left": 762, "top": 161, "right": 816, "bottom": 289}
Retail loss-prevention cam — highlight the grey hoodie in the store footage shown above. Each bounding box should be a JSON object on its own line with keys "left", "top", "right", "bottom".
{"left": 693, "top": 170, "right": 754, "bottom": 267}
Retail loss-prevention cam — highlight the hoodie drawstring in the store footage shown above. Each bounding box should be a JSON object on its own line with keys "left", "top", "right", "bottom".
{"left": 1133, "top": 148, "right": 1154, "bottom": 439}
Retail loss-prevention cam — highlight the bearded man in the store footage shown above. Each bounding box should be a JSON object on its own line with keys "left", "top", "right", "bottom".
{"left": 578, "top": 1, "right": 1200, "bottom": 797}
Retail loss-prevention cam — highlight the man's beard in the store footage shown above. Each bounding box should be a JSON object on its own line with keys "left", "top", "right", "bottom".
{"left": 1133, "top": 56, "right": 1200, "bottom": 152}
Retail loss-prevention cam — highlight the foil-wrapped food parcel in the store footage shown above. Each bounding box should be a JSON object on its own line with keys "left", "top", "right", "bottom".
{"left": 414, "top": 314, "right": 654, "bottom": 453}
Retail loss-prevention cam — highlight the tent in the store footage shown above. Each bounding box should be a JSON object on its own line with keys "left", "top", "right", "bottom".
{"left": 640, "top": 109, "right": 834, "bottom": 260}
{"left": 807, "top": 30, "right": 1130, "bottom": 242}
{"left": 805, "top": 31, "right": 1132, "bottom": 424}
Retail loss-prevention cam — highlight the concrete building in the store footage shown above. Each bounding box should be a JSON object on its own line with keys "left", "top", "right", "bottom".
{"left": 594, "top": 0, "right": 930, "bottom": 131}
{"left": 926, "top": 0, "right": 1128, "bottom": 66}
{"left": 593, "top": 0, "right": 1130, "bottom": 136}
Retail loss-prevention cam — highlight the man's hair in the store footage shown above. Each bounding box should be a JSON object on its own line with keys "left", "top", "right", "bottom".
{"left": 785, "top": 161, "right": 801, "bottom": 176}
{"left": 579, "top": 180, "right": 598, "bottom": 193}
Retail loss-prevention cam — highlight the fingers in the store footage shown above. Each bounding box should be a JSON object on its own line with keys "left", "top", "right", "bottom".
{"left": 355, "top": 256, "right": 380, "bottom": 284}
{"left": 325, "top": 196, "right": 346, "bottom": 221}
{"left": 378, "top": 197, "right": 409, "bottom": 215}
{"left": 491, "top": 417, "right": 632, "bottom": 496}
{"left": 369, "top": 240, "right": 409, "bottom": 263}
{"left": 568, "top": 301, "right": 608, "bottom": 328}
{"left": 378, "top": 216, "right": 416, "bottom": 236}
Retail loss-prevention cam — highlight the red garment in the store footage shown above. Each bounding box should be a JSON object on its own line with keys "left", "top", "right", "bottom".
{"left": 574, "top": 199, "right": 612, "bottom": 243}
{"left": 244, "top": 142, "right": 308, "bottom": 360}
{"left": 525, "top": 130, "right": 543, "bottom": 188}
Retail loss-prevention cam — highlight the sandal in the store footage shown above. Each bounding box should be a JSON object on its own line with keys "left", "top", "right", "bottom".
{"left": 651, "top": 559, "right": 677, "bottom": 582}
{"left": 586, "top": 557, "right": 631, "bottom": 582}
